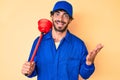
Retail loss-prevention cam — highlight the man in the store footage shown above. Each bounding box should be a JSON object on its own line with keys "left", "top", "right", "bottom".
{"left": 21, "top": 1, "right": 103, "bottom": 80}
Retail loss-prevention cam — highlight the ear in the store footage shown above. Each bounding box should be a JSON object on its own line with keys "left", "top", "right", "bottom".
{"left": 51, "top": 14, "right": 54, "bottom": 20}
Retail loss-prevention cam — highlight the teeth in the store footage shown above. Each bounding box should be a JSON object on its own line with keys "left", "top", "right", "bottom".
{"left": 58, "top": 24, "right": 63, "bottom": 26}
{"left": 58, "top": 22, "right": 63, "bottom": 25}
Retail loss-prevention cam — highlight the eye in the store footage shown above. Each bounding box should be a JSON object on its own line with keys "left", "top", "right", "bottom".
{"left": 54, "top": 12, "right": 60, "bottom": 16}
{"left": 63, "top": 13, "right": 69, "bottom": 19}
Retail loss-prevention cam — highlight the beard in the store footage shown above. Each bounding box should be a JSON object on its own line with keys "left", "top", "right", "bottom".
{"left": 53, "top": 20, "right": 69, "bottom": 33}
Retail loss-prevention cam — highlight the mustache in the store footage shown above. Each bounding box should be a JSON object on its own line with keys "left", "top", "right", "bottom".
{"left": 55, "top": 20, "right": 66, "bottom": 24}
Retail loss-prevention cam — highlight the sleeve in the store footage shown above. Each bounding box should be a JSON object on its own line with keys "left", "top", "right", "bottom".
{"left": 27, "top": 36, "right": 39, "bottom": 78}
{"left": 79, "top": 42, "right": 95, "bottom": 79}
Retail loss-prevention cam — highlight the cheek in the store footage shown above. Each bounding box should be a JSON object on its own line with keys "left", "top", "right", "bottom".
{"left": 52, "top": 18, "right": 56, "bottom": 23}
{"left": 64, "top": 18, "right": 71, "bottom": 23}
{"left": 65, "top": 20, "right": 71, "bottom": 25}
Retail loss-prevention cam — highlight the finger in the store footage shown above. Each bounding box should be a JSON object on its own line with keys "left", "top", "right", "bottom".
{"left": 96, "top": 44, "right": 104, "bottom": 49}
{"left": 30, "top": 61, "right": 35, "bottom": 67}
{"left": 94, "top": 44, "right": 103, "bottom": 53}
{"left": 21, "top": 69, "right": 28, "bottom": 75}
{"left": 22, "top": 66, "right": 33, "bottom": 75}
{"left": 23, "top": 64, "right": 31, "bottom": 69}
{"left": 24, "top": 61, "right": 35, "bottom": 68}
{"left": 21, "top": 67, "right": 30, "bottom": 75}
{"left": 25, "top": 62, "right": 31, "bottom": 66}
{"left": 90, "top": 49, "right": 96, "bottom": 55}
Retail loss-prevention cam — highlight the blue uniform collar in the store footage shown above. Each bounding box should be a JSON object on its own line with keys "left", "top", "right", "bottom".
{"left": 43, "top": 29, "right": 71, "bottom": 43}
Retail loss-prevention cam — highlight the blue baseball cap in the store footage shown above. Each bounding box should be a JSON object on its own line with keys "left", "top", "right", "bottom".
{"left": 52, "top": 1, "right": 73, "bottom": 17}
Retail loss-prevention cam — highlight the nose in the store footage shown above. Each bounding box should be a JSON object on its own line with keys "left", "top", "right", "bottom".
{"left": 58, "top": 15, "right": 64, "bottom": 22}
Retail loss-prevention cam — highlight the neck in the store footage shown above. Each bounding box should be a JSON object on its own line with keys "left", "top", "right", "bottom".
{"left": 52, "top": 29, "right": 67, "bottom": 42}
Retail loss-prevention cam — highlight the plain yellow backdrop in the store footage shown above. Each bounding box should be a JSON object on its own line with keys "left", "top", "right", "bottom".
{"left": 0, "top": 0, "right": 120, "bottom": 80}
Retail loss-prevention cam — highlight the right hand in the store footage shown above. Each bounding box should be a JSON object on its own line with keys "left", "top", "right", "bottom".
{"left": 21, "top": 61, "right": 35, "bottom": 76}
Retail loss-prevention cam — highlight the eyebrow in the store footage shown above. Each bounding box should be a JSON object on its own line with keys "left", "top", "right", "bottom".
{"left": 55, "top": 10, "right": 68, "bottom": 15}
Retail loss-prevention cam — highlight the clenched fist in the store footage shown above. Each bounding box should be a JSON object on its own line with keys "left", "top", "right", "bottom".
{"left": 21, "top": 61, "right": 35, "bottom": 76}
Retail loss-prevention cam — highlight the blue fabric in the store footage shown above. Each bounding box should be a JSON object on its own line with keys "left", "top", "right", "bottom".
{"left": 27, "top": 30, "right": 95, "bottom": 80}
{"left": 52, "top": 1, "right": 73, "bottom": 17}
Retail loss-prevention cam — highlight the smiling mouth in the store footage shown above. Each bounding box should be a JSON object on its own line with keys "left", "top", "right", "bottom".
{"left": 56, "top": 20, "right": 65, "bottom": 24}
{"left": 54, "top": 21, "right": 68, "bottom": 32}
{"left": 57, "top": 23, "right": 64, "bottom": 27}
{"left": 56, "top": 22, "right": 65, "bottom": 27}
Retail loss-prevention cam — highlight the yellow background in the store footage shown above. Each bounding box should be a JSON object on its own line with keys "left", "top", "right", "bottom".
{"left": 0, "top": 0, "right": 120, "bottom": 80}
